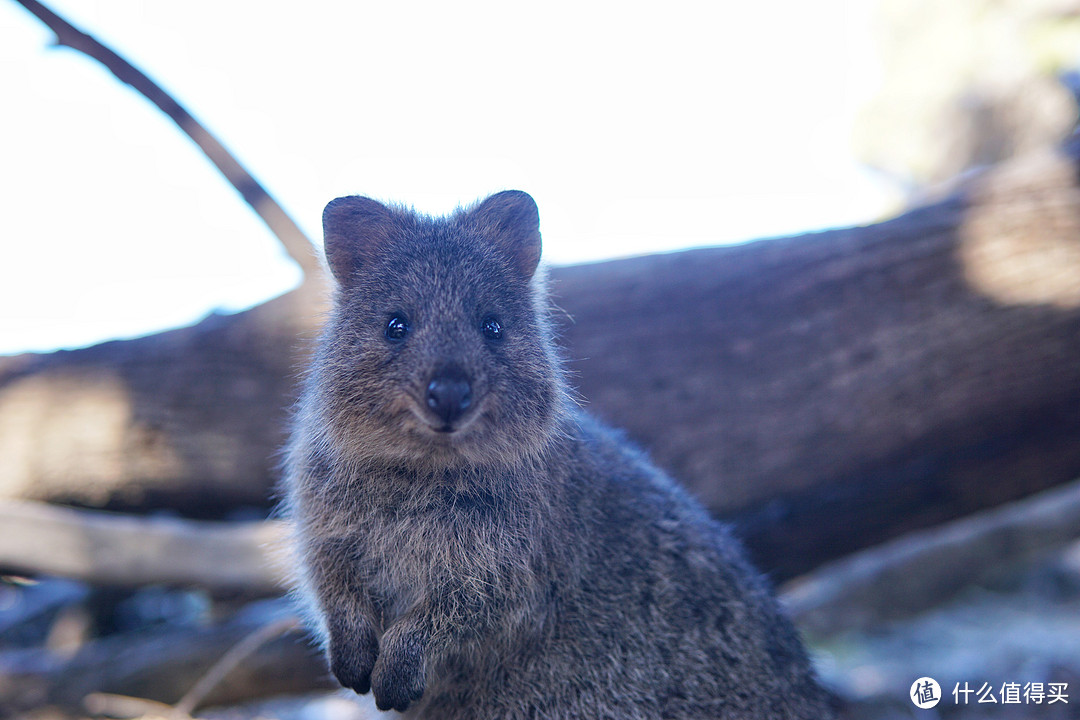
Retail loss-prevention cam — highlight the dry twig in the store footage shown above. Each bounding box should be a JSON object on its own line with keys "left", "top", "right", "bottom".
{"left": 82, "top": 616, "right": 304, "bottom": 719}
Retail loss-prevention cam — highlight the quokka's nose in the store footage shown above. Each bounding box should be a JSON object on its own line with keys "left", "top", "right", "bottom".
{"left": 426, "top": 366, "right": 473, "bottom": 426}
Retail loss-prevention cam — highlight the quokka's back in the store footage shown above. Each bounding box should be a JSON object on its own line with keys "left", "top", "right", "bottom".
{"left": 282, "top": 190, "right": 834, "bottom": 719}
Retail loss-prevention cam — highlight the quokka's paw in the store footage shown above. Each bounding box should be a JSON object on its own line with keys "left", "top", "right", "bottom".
{"left": 371, "top": 628, "right": 427, "bottom": 712}
{"left": 328, "top": 621, "right": 379, "bottom": 695}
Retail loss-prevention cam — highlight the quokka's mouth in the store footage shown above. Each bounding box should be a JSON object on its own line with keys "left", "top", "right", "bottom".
{"left": 427, "top": 410, "right": 483, "bottom": 436}
{"left": 407, "top": 396, "right": 486, "bottom": 437}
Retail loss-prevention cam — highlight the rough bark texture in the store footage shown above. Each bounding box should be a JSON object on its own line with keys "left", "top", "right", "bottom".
{"left": 0, "top": 284, "right": 325, "bottom": 517}
{"left": 554, "top": 143, "right": 1080, "bottom": 577}
{"left": 2, "top": 143, "right": 1080, "bottom": 578}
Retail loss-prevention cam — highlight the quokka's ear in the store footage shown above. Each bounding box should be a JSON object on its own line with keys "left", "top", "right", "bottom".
{"left": 469, "top": 190, "right": 542, "bottom": 280}
{"left": 322, "top": 196, "right": 399, "bottom": 285}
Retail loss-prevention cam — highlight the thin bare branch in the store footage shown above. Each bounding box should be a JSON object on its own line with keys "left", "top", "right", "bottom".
{"left": 83, "top": 693, "right": 177, "bottom": 720}
{"left": 172, "top": 616, "right": 302, "bottom": 717}
{"left": 12, "top": 0, "right": 326, "bottom": 284}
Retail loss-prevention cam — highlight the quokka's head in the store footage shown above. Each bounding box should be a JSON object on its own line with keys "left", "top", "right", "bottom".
{"left": 313, "top": 190, "right": 566, "bottom": 470}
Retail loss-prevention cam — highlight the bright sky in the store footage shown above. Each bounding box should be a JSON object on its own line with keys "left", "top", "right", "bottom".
{"left": 0, "top": 0, "right": 895, "bottom": 355}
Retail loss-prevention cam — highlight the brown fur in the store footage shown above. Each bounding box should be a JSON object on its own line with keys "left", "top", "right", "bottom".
{"left": 281, "top": 191, "right": 834, "bottom": 718}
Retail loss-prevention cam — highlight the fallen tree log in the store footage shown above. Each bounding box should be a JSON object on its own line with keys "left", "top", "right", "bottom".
{"left": 555, "top": 142, "right": 1080, "bottom": 577}
{"left": 2, "top": 142, "right": 1080, "bottom": 578}
{"left": 0, "top": 500, "right": 287, "bottom": 598}
{"left": 7, "top": 471, "right": 1079, "bottom": 640}
{"left": 0, "top": 285, "right": 322, "bottom": 517}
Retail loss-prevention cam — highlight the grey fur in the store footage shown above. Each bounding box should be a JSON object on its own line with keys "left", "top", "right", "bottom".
{"left": 281, "top": 190, "right": 834, "bottom": 718}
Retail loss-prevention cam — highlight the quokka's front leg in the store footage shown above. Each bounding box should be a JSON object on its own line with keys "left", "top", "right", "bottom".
{"left": 304, "top": 536, "right": 382, "bottom": 696}
{"left": 370, "top": 586, "right": 488, "bottom": 713}
{"left": 326, "top": 607, "right": 380, "bottom": 695}
{"left": 371, "top": 614, "right": 431, "bottom": 712}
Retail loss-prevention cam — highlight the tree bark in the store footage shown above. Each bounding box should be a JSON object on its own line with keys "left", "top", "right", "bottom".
{"left": 0, "top": 284, "right": 324, "bottom": 517}
{"left": 2, "top": 143, "right": 1079, "bottom": 578}
{"left": 554, "top": 142, "right": 1080, "bottom": 577}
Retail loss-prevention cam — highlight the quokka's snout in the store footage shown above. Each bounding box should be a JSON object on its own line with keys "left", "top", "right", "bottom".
{"left": 423, "top": 362, "right": 473, "bottom": 429}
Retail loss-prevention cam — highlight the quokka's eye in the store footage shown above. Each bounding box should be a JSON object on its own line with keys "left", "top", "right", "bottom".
{"left": 481, "top": 316, "right": 503, "bottom": 341}
{"left": 385, "top": 315, "right": 410, "bottom": 342}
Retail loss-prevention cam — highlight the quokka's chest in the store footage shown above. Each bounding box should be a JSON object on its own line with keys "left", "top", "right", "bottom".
{"left": 364, "top": 502, "right": 542, "bottom": 608}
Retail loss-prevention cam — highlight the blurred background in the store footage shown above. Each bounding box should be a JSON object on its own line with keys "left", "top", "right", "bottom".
{"left": 2, "top": 0, "right": 1080, "bottom": 718}
{"left": 2, "top": 0, "right": 898, "bottom": 355}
